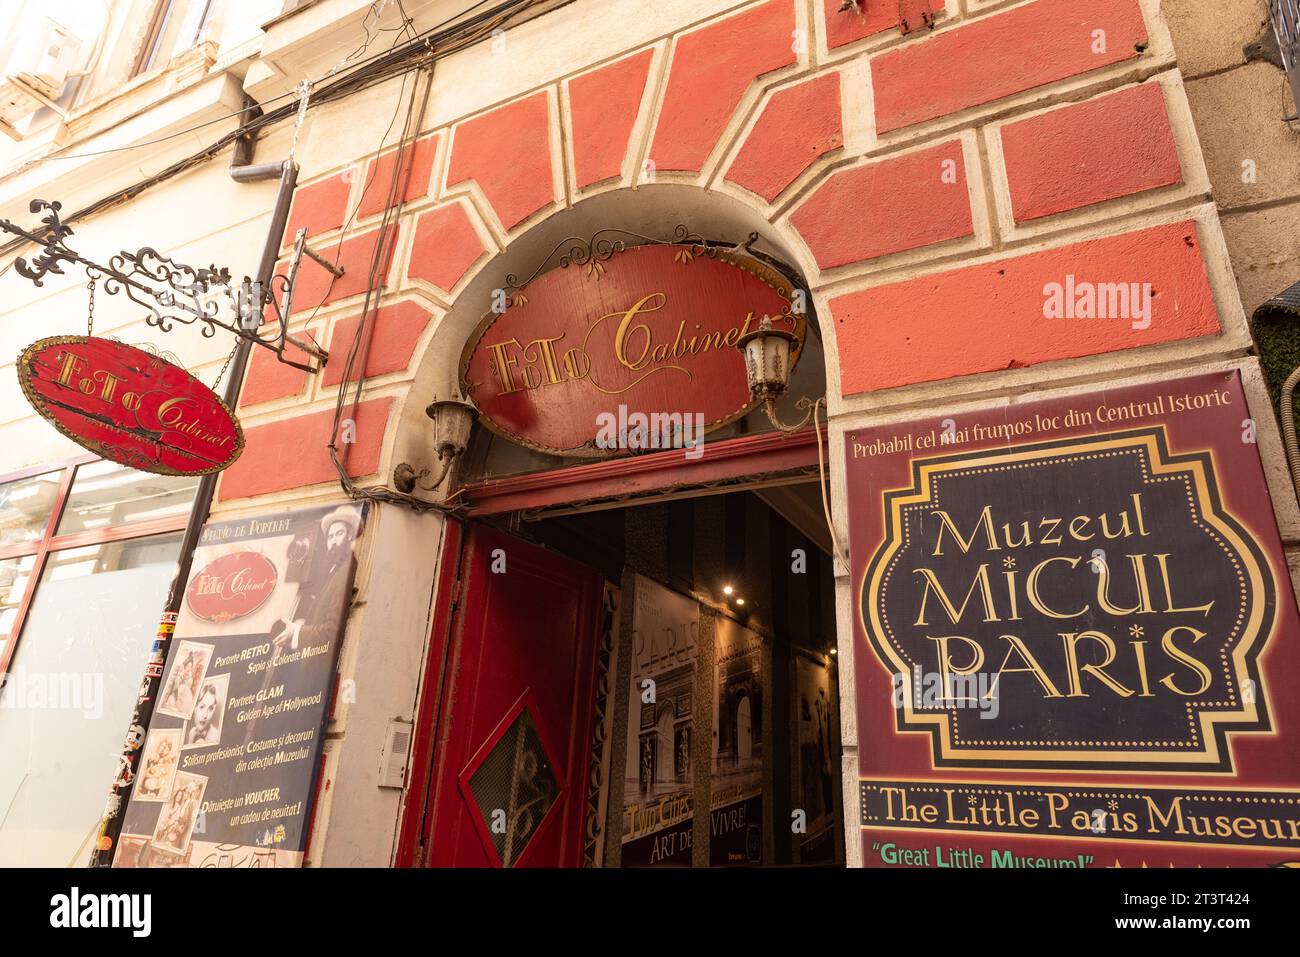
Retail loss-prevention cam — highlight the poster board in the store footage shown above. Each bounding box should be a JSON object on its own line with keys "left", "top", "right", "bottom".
{"left": 114, "top": 502, "right": 367, "bottom": 867}
{"left": 848, "top": 371, "right": 1300, "bottom": 867}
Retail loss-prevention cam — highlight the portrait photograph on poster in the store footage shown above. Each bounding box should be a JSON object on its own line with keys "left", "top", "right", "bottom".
{"left": 135, "top": 729, "right": 182, "bottom": 803}
{"left": 155, "top": 641, "right": 214, "bottom": 721}
{"left": 182, "top": 673, "right": 228, "bottom": 750}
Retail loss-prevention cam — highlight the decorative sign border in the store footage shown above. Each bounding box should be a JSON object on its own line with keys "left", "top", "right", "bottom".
{"left": 860, "top": 428, "right": 1275, "bottom": 772}
{"left": 17, "top": 334, "right": 244, "bottom": 476}
{"left": 458, "top": 245, "right": 807, "bottom": 458}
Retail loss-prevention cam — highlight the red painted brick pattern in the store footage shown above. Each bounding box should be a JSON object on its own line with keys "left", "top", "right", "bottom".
{"left": 219, "top": 396, "right": 394, "bottom": 500}
{"left": 727, "top": 73, "right": 843, "bottom": 202}
{"left": 823, "top": 0, "right": 944, "bottom": 50}
{"left": 872, "top": 0, "right": 1149, "bottom": 133}
{"left": 830, "top": 220, "right": 1219, "bottom": 395}
{"left": 1001, "top": 83, "right": 1181, "bottom": 222}
{"left": 448, "top": 93, "right": 554, "bottom": 229}
{"left": 652, "top": 0, "right": 797, "bottom": 173}
{"left": 790, "top": 140, "right": 972, "bottom": 269}
{"left": 569, "top": 50, "right": 653, "bottom": 188}
{"left": 283, "top": 174, "right": 350, "bottom": 247}
{"left": 407, "top": 203, "right": 486, "bottom": 292}
{"left": 240, "top": 330, "right": 318, "bottom": 406}
{"left": 357, "top": 134, "right": 440, "bottom": 219}
{"left": 323, "top": 301, "right": 433, "bottom": 387}
{"left": 288, "top": 228, "right": 399, "bottom": 313}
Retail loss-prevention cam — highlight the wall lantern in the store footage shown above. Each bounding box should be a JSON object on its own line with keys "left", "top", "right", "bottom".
{"left": 736, "top": 314, "right": 821, "bottom": 433}
{"left": 393, "top": 396, "right": 479, "bottom": 493}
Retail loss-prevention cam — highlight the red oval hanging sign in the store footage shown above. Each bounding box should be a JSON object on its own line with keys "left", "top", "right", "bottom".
{"left": 460, "top": 244, "right": 805, "bottom": 457}
{"left": 17, "top": 335, "right": 244, "bottom": 475}
{"left": 185, "top": 550, "right": 278, "bottom": 623}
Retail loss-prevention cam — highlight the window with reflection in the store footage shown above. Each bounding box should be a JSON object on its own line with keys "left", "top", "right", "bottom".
{"left": 0, "top": 455, "right": 196, "bottom": 866}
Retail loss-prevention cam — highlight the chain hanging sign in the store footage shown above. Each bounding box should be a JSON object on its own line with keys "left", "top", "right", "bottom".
{"left": 17, "top": 335, "right": 243, "bottom": 475}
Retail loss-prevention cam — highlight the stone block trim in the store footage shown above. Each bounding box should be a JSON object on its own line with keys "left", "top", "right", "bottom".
{"left": 830, "top": 220, "right": 1220, "bottom": 395}
{"left": 218, "top": 396, "right": 395, "bottom": 500}
{"left": 871, "top": 0, "right": 1149, "bottom": 133}
{"left": 289, "top": 228, "right": 400, "bottom": 311}
{"left": 407, "top": 202, "right": 487, "bottom": 294}
{"left": 821, "top": 0, "right": 946, "bottom": 51}
{"left": 447, "top": 91, "right": 555, "bottom": 229}
{"left": 726, "top": 73, "right": 843, "bottom": 203}
{"left": 568, "top": 50, "right": 654, "bottom": 189}
{"left": 789, "top": 139, "right": 972, "bottom": 269}
{"left": 323, "top": 301, "right": 434, "bottom": 387}
{"left": 282, "top": 173, "right": 350, "bottom": 248}
{"left": 999, "top": 82, "right": 1182, "bottom": 222}
{"left": 240, "top": 329, "right": 319, "bottom": 406}
{"left": 357, "top": 133, "right": 440, "bottom": 219}
{"left": 650, "top": 0, "right": 798, "bottom": 173}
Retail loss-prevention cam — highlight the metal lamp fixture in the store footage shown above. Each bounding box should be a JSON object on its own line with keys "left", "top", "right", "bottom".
{"left": 393, "top": 395, "right": 479, "bottom": 493}
{"left": 736, "top": 314, "right": 819, "bottom": 432}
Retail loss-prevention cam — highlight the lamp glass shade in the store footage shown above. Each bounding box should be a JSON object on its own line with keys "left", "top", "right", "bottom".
{"left": 427, "top": 398, "right": 478, "bottom": 458}
{"left": 739, "top": 326, "right": 796, "bottom": 398}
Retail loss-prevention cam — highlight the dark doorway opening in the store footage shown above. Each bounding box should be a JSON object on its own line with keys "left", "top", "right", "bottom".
{"left": 510, "top": 482, "right": 845, "bottom": 867}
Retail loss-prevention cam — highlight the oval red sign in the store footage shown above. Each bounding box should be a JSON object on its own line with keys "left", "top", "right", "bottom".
{"left": 185, "top": 550, "right": 279, "bottom": 623}
{"left": 460, "top": 244, "right": 804, "bottom": 456}
{"left": 17, "top": 336, "right": 244, "bottom": 475}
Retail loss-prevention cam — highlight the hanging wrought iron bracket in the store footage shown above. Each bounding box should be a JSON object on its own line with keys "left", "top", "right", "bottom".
{"left": 0, "top": 199, "right": 334, "bottom": 373}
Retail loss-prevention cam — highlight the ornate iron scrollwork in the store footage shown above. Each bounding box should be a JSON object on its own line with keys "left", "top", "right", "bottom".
{"left": 502, "top": 224, "right": 738, "bottom": 291}
{"left": 0, "top": 199, "right": 328, "bottom": 372}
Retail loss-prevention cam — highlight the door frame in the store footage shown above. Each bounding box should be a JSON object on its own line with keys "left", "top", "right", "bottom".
{"left": 394, "top": 518, "right": 463, "bottom": 867}
{"left": 395, "top": 427, "right": 826, "bottom": 866}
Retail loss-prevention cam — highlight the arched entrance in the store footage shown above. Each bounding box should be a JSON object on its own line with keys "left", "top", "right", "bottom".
{"left": 398, "top": 186, "right": 844, "bottom": 868}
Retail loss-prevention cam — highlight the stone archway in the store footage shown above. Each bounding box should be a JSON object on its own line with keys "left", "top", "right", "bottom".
{"left": 392, "top": 182, "right": 835, "bottom": 490}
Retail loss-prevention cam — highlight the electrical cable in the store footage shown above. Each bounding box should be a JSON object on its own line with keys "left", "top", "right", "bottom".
{"left": 36, "top": 0, "right": 500, "bottom": 163}
{"left": 0, "top": 0, "right": 538, "bottom": 263}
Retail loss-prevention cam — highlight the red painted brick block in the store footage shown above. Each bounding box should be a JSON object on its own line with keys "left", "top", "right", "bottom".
{"left": 323, "top": 301, "right": 433, "bottom": 387}
{"left": 240, "top": 329, "right": 319, "bottom": 406}
{"left": 727, "top": 73, "right": 843, "bottom": 202}
{"left": 283, "top": 173, "right": 350, "bottom": 247}
{"left": 288, "top": 228, "right": 400, "bottom": 314}
{"left": 790, "top": 140, "right": 971, "bottom": 269}
{"left": 407, "top": 203, "right": 486, "bottom": 292}
{"left": 823, "top": 0, "right": 944, "bottom": 50}
{"left": 873, "top": 0, "right": 1148, "bottom": 133}
{"left": 570, "top": 50, "right": 653, "bottom": 188}
{"left": 448, "top": 93, "right": 554, "bottom": 229}
{"left": 219, "top": 396, "right": 394, "bottom": 500}
{"left": 1001, "top": 83, "right": 1181, "bottom": 222}
{"left": 357, "top": 133, "right": 440, "bottom": 219}
{"left": 652, "top": 0, "right": 797, "bottom": 173}
{"left": 830, "top": 220, "right": 1219, "bottom": 395}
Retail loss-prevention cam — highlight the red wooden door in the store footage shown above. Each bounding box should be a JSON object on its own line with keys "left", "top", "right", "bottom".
{"left": 423, "top": 523, "right": 604, "bottom": 867}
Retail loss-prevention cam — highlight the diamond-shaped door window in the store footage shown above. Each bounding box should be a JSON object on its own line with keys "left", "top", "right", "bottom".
{"left": 467, "top": 706, "right": 561, "bottom": 866}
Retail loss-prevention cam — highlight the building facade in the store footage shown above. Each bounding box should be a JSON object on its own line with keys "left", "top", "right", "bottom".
{"left": 1, "top": 0, "right": 1299, "bottom": 868}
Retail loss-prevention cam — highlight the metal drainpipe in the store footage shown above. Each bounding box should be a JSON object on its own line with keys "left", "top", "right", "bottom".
{"left": 87, "top": 157, "right": 299, "bottom": 867}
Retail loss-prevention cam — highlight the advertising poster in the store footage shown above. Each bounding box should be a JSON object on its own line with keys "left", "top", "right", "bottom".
{"left": 114, "top": 502, "right": 368, "bottom": 867}
{"left": 621, "top": 575, "right": 698, "bottom": 867}
{"left": 795, "top": 654, "right": 837, "bottom": 864}
{"left": 710, "top": 616, "right": 763, "bottom": 866}
{"left": 847, "top": 371, "right": 1300, "bottom": 867}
